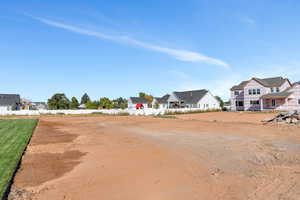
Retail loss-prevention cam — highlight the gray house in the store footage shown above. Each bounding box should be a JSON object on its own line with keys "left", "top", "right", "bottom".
{"left": 0, "top": 94, "right": 21, "bottom": 111}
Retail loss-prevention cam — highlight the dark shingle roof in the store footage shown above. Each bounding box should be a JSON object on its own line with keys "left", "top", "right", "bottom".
{"left": 0, "top": 94, "right": 20, "bottom": 106}
{"left": 129, "top": 97, "right": 148, "bottom": 104}
{"left": 231, "top": 81, "right": 249, "bottom": 90}
{"left": 173, "top": 89, "right": 208, "bottom": 104}
{"left": 154, "top": 94, "right": 170, "bottom": 104}
{"left": 253, "top": 77, "right": 288, "bottom": 87}
{"left": 231, "top": 77, "right": 290, "bottom": 91}
{"left": 261, "top": 91, "right": 293, "bottom": 99}
{"left": 293, "top": 81, "right": 300, "bottom": 86}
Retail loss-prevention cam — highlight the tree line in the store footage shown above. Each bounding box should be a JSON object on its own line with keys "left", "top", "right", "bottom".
{"left": 47, "top": 93, "right": 128, "bottom": 110}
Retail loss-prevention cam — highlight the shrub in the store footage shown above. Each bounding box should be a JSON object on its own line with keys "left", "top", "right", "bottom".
{"left": 165, "top": 109, "right": 221, "bottom": 115}
{"left": 154, "top": 114, "right": 176, "bottom": 119}
{"left": 91, "top": 112, "right": 104, "bottom": 115}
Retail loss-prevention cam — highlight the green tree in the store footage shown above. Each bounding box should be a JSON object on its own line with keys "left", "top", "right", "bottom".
{"left": 81, "top": 93, "right": 91, "bottom": 104}
{"left": 48, "top": 93, "right": 70, "bottom": 110}
{"left": 70, "top": 97, "right": 80, "bottom": 109}
{"left": 99, "top": 97, "right": 113, "bottom": 109}
{"left": 113, "top": 97, "right": 128, "bottom": 109}
{"left": 139, "top": 92, "right": 153, "bottom": 106}
{"left": 215, "top": 96, "right": 224, "bottom": 108}
{"left": 139, "top": 92, "right": 146, "bottom": 98}
{"left": 85, "top": 101, "right": 100, "bottom": 109}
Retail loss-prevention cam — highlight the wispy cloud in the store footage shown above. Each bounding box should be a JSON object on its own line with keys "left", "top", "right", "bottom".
{"left": 29, "top": 15, "right": 229, "bottom": 68}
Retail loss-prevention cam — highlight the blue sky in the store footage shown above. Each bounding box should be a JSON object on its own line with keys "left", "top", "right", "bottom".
{"left": 1, "top": 0, "right": 300, "bottom": 101}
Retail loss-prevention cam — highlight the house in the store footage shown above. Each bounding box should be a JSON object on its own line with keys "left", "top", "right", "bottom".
{"left": 230, "top": 76, "right": 300, "bottom": 111}
{"left": 165, "top": 89, "right": 221, "bottom": 109}
{"left": 128, "top": 97, "right": 149, "bottom": 109}
{"left": 0, "top": 94, "right": 21, "bottom": 111}
{"left": 31, "top": 102, "right": 48, "bottom": 110}
{"left": 78, "top": 104, "right": 86, "bottom": 109}
{"left": 152, "top": 94, "right": 170, "bottom": 109}
{"left": 20, "top": 98, "right": 33, "bottom": 110}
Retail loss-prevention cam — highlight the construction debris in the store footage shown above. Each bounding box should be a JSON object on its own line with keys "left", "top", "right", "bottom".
{"left": 263, "top": 111, "right": 300, "bottom": 124}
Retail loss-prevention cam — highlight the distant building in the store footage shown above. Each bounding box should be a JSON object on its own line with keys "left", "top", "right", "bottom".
{"left": 165, "top": 89, "right": 220, "bottom": 109}
{"left": 0, "top": 94, "right": 21, "bottom": 111}
{"left": 230, "top": 76, "right": 300, "bottom": 111}
{"left": 31, "top": 102, "right": 48, "bottom": 110}
{"left": 128, "top": 97, "right": 149, "bottom": 109}
{"left": 78, "top": 104, "right": 86, "bottom": 109}
{"left": 20, "top": 98, "right": 32, "bottom": 110}
{"left": 152, "top": 94, "right": 170, "bottom": 109}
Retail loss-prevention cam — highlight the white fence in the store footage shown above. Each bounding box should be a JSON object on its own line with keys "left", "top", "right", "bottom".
{"left": 0, "top": 108, "right": 213, "bottom": 116}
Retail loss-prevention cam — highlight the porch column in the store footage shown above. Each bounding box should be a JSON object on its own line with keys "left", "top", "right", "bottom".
{"left": 260, "top": 98, "right": 264, "bottom": 111}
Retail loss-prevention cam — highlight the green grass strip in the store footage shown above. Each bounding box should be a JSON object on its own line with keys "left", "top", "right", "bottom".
{"left": 0, "top": 119, "right": 38, "bottom": 199}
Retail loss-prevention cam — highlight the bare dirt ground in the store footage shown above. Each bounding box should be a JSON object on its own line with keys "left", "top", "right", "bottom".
{"left": 9, "top": 112, "right": 300, "bottom": 200}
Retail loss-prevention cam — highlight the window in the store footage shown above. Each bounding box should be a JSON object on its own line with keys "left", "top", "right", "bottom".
{"left": 250, "top": 100, "right": 260, "bottom": 105}
{"left": 257, "top": 89, "right": 261, "bottom": 95}
{"left": 236, "top": 101, "right": 244, "bottom": 107}
{"left": 234, "top": 91, "right": 239, "bottom": 96}
{"left": 252, "top": 89, "right": 257, "bottom": 95}
{"left": 248, "top": 89, "right": 252, "bottom": 95}
{"left": 271, "top": 88, "right": 274, "bottom": 93}
{"left": 276, "top": 88, "right": 280, "bottom": 92}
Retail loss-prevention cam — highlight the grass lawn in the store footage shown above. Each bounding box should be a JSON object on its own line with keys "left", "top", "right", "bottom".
{"left": 0, "top": 119, "right": 38, "bottom": 199}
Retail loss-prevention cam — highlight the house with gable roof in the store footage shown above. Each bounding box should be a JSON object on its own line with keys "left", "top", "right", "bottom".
{"left": 0, "top": 94, "right": 21, "bottom": 111}
{"left": 230, "top": 76, "right": 300, "bottom": 111}
{"left": 166, "top": 89, "right": 220, "bottom": 109}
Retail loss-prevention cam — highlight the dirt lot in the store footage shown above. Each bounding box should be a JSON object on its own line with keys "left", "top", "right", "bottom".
{"left": 9, "top": 112, "right": 300, "bottom": 200}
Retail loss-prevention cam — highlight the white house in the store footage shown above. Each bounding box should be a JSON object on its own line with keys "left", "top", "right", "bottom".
{"left": 128, "top": 97, "right": 149, "bottom": 109}
{"left": 155, "top": 89, "right": 221, "bottom": 110}
{"left": 152, "top": 94, "right": 170, "bottom": 109}
{"left": 0, "top": 94, "right": 21, "bottom": 111}
{"left": 31, "top": 102, "right": 48, "bottom": 110}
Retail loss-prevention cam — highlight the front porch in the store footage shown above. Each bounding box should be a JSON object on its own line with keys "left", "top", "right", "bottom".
{"left": 260, "top": 91, "right": 293, "bottom": 111}
{"left": 167, "top": 101, "right": 185, "bottom": 109}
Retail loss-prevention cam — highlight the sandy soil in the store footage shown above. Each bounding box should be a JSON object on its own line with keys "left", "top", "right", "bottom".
{"left": 175, "top": 111, "right": 276, "bottom": 124}
{"left": 9, "top": 113, "right": 300, "bottom": 200}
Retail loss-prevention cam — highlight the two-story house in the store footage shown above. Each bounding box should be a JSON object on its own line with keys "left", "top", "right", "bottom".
{"left": 230, "top": 77, "right": 300, "bottom": 111}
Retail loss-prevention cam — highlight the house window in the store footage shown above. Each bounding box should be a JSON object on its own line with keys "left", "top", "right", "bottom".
{"left": 236, "top": 101, "right": 244, "bottom": 107}
{"left": 234, "top": 91, "right": 239, "bottom": 96}
{"left": 276, "top": 88, "right": 280, "bottom": 92}
{"left": 250, "top": 100, "right": 260, "bottom": 105}
{"left": 271, "top": 88, "right": 274, "bottom": 93}
{"left": 252, "top": 89, "right": 257, "bottom": 95}
{"left": 257, "top": 89, "right": 261, "bottom": 95}
{"left": 248, "top": 89, "right": 252, "bottom": 95}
